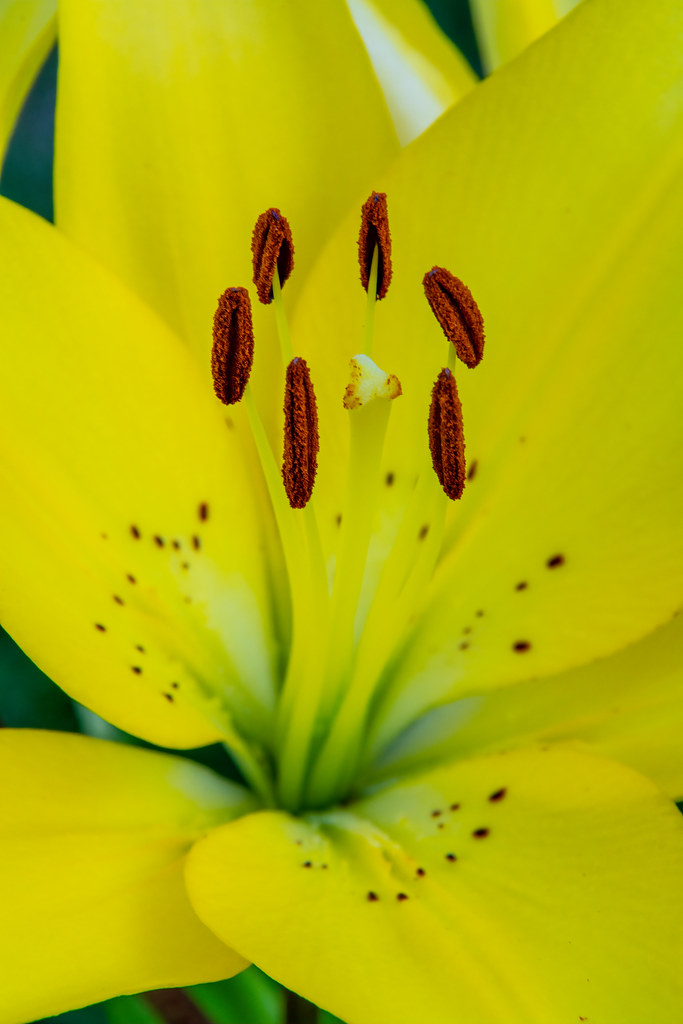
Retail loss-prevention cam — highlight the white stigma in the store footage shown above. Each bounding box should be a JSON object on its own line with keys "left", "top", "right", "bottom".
{"left": 343, "top": 354, "right": 402, "bottom": 410}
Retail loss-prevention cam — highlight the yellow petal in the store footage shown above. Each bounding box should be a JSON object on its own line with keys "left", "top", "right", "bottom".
{"left": 0, "top": 197, "right": 275, "bottom": 751}
{"left": 0, "top": 730, "right": 252, "bottom": 1024}
{"left": 348, "top": 0, "right": 477, "bottom": 143}
{"left": 293, "top": 0, "right": 683, "bottom": 747}
{"left": 470, "top": 0, "right": 577, "bottom": 72}
{"left": 379, "top": 612, "right": 683, "bottom": 800}
{"left": 0, "top": 0, "right": 55, "bottom": 165}
{"left": 187, "top": 746, "right": 683, "bottom": 1024}
{"left": 54, "top": 0, "right": 399, "bottom": 357}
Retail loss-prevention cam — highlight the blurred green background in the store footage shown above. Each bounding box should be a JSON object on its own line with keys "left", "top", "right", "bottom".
{"left": 0, "top": 3, "right": 480, "bottom": 1023}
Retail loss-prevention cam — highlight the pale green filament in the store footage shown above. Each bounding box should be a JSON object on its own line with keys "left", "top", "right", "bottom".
{"left": 362, "top": 245, "right": 379, "bottom": 357}
{"left": 221, "top": 736, "right": 276, "bottom": 808}
{"left": 268, "top": 267, "right": 331, "bottom": 809}
{"left": 243, "top": 385, "right": 305, "bottom": 592}
{"left": 324, "top": 397, "right": 392, "bottom": 692}
{"left": 271, "top": 268, "right": 294, "bottom": 362}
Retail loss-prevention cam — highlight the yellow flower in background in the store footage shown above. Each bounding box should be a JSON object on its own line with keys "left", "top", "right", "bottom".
{"left": 469, "top": 0, "right": 582, "bottom": 72}
{"left": 1, "top": 1, "right": 683, "bottom": 1022}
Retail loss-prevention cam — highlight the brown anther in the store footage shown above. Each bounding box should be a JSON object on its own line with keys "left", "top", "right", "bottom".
{"left": 282, "top": 357, "right": 319, "bottom": 509}
{"left": 423, "top": 266, "right": 485, "bottom": 368}
{"left": 211, "top": 287, "right": 254, "bottom": 405}
{"left": 358, "top": 191, "right": 392, "bottom": 300}
{"left": 428, "top": 368, "right": 466, "bottom": 500}
{"left": 251, "top": 208, "right": 294, "bottom": 304}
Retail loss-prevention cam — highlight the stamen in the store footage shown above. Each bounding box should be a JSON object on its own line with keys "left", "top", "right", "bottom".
{"left": 423, "top": 266, "right": 485, "bottom": 368}
{"left": 252, "top": 208, "right": 294, "bottom": 304}
{"left": 428, "top": 367, "right": 466, "bottom": 500}
{"left": 211, "top": 287, "right": 254, "bottom": 405}
{"left": 282, "top": 357, "right": 319, "bottom": 509}
{"left": 358, "top": 192, "right": 392, "bottom": 300}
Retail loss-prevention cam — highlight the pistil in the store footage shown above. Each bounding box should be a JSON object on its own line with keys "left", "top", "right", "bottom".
{"left": 304, "top": 355, "right": 401, "bottom": 808}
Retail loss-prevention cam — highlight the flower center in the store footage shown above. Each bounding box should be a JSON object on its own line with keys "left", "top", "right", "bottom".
{"left": 211, "top": 197, "right": 484, "bottom": 812}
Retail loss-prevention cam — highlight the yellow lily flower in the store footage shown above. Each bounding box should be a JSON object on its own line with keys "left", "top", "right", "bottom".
{"left": 1, "top": 1, "right": 683, "bottom": 1022}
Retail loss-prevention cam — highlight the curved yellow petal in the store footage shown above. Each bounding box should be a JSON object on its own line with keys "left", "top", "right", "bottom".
{"left": 378, "top": 612, "right": 683, "bottom": 799}
{"left": 54, "top": 0, "right": 399, "bottom": 358}
{"left": 293, "top": 0, "right": 683, "bottom": 748}
{"left": 187, "top": 747, "right": 683, "bottom": 1024}
{"left": 0, "top": 0, "right": 55, "bottom": 165}
{"left": 0, "top": 197, "right": 276, "bottom": 751}
{"left": 347, "top": 0, "right": 477, "bottom": 144}
{"left": 470, "top": 0, "right": 578, "bottom": 72}
{"left": 0, "top": 730, "right": 251, "bottom": 1024}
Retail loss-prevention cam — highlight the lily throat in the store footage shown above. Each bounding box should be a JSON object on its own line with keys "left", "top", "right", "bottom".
{"left": 210, "top": 196, "right": 485, "bottom": 813}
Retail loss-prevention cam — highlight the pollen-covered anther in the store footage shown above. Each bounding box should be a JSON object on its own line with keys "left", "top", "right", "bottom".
{"left": 358, "top": 191, "right": 392, "bottom": 299}
{"left": 428, "top": 367, "right": 466, "bottom": 500}
{"left": 283, "top": 357, "right": 319, "bottom": 509}
{"left": 423, "top": 266, "right": 485, "bottom": 368}
{"left": 211, "top": 287, "right": 254, "bottom": 405}
{"left": 251, "top": 207, "right": 294, "bottom": 304}
{"left": 343, "top": 354, "right": 402, "bottom": 410}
